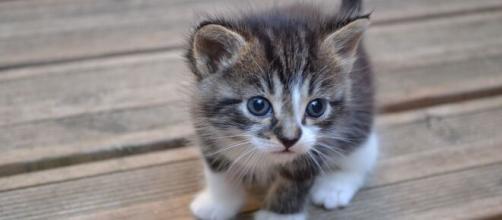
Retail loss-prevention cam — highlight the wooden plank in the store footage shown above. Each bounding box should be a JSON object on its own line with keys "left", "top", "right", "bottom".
{"left": 367, "top": 11, "right": 502, "bottom": 68}
{"left": 1, "top": 0, "right": 502, "bottom": 68}
{"left": 0, "top": 147, "right": 199, "bottom": 192}
{"left": 2, "top": 95, "right": 501, "bottom": 190}
{"left": 1, "top": 97, "right": 502, "bottom": 219}
{"left": 309, "top": 163, "right": 502, "bottom": 220}
{"left": 2, "top": 145, "right": 502, "bottom": 220}
{"left": 0, "top": 51, "right": 185, "bottom": 126}
{"left": 0, "top": 104, "right": 193, "bottom": 176}
{"left": 3, "top": 10, "right": 501, "bottom": 125}
{"left": 2, "top": 10, "right": 502, "bottom": 175}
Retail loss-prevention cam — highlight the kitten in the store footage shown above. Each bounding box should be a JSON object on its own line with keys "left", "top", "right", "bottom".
{"left": 186, "top": 0, "right": 378, "bottom": 219}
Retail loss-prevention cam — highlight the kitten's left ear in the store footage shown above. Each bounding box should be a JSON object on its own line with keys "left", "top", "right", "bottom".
{"left": 322, "top": 18, "right": 369, "bottom": 60}
{"left": 189, "top": 24, "right": 247, "bottom": 78}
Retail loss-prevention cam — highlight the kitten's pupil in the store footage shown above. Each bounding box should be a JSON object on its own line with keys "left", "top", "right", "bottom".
{"left": 306, "top": 99, "right": 326, "bottom": 118}
{"left": 247, "top": 96, "right": 271, "bottom": 116}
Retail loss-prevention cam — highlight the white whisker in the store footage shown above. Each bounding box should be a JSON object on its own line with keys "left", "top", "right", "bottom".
{"left": 205, "top": 141, "right": 251, "bottom": 156}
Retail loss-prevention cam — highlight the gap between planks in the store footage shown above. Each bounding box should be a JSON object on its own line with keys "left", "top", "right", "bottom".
{"left": 2, "top": 0, "right": 502, "bottom": 69}
{"left": 1, "top": 92, "right": 502, "bottom": 179}
{"left": 2, "top": 3, "right": 502, "bottom": 181}
{"left": 2, "top": 95, "right": 502, "bottom": 191}
{"left": 2, "top": 10, "right": 502, "bottom": 126}
{"left": 2, "top": 138, "right": 502, "bottom": 219}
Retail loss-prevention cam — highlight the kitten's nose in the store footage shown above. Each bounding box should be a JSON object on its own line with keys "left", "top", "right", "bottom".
{"left": 278, "top": 136, "right": 301, "bottom": 149}
{"left": 273, "top": 123, "right": 302, "bottom": 149}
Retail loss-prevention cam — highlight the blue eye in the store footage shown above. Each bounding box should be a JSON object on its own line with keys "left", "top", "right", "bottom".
{"left": 306, "top": 99, "right": 326, "bottom": 118}
{"left": 247, "top": 96, "right": 271, "bottom": 116}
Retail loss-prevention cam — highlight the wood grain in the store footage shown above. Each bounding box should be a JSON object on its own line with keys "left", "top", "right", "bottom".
{"left": 2, "top": 95, "right": 501, "bottom": 189}
{"left": 1, "top": 0, "right": 502, "bottom": 68}
{"left": 1, "top": 0, "right": 501, "bottom": 219}
{"left": 310, "top": 162, "right": 502, "bottom": 220}
{"left": 3, "top": 11, "right": 502, "bottom": 124}
{"left": 1, "top": 97, "right": 502, "bottom": 219}
{"left": 2, "top": 10, "right": 502, "bottom": 175}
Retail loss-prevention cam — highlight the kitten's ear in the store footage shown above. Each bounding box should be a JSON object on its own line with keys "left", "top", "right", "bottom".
{"left": 190, "top": 24, "right": 246, "bottom": 77}
{"left": 322, "top": 18, "right": 369, "bottom": 59}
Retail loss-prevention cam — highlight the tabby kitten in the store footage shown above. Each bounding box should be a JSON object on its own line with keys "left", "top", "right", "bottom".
{"left": 187, "top": 0, "right": 378, "bottom": 219}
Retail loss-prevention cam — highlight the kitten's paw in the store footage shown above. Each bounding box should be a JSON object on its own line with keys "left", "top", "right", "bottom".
{"left": 310, "top": 173, "right": 362, "bottom": 209}
{"left": 254, "top": 210, "right": 306, "bottom": 220}
{"left": 190, "top": 190, "right": 241, "bottom": 220}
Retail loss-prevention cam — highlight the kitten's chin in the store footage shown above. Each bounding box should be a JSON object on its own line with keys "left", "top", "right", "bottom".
{"left": 265, "top": 150, "right": 305, "bottom": 164}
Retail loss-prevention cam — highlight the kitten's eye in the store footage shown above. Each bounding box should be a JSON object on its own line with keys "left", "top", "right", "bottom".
{"left": 306, "top": 99, "right": 326, "bottom": 118}
{"left": 247, "top": 96, "right": 271, "bottom": 116}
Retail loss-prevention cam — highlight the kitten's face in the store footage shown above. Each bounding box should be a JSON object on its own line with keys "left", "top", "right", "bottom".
{"left": 194, "top": 41, "right": 347, "bottom": 165}
{"left": 189, "top": 17, "right": 370, "bottom": 166}
{"left": 235, "top": 73, "right": 343, "bottom": 164}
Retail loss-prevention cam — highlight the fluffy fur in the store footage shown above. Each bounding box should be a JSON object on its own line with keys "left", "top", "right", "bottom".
{"left": 186, "top": 0, "right": 378, "bottom": 219}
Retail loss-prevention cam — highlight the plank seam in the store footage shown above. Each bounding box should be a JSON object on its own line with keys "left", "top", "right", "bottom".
{"left": 0, "top": 137, "right": 189, "bottom": 178}
{"left": 363, "top": 160, "right": 502, "bottom": 192}
{"left": 2, "top": 5, "right": 502, "bottom": 71}
{"left": 0, "top": 156, "right": 199, "bottom": 194}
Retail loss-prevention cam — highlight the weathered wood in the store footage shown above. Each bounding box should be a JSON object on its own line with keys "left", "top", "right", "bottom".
{"left": 1, "top": 97, "right": 502, "bottom": 219}
{"left": 309, "top": 163, "right": 502, "bottom": 220}
{"left": 3, "top": 10, "right": 501, "bottom": 125}
{"left": 0, "top": 0, "right": 500, "bottom": 219}
{"left": 2, "top": 95, "right": 501, "bottom": 189}
{"left": 0, "top": 147, "right": 199, "bottom": 191}
{"left": 0, "top": 106, "right": 193, "bottom": 176}
{"left": 0, "top": 51, "right": 186, "bottom": 126}
{"left": 1, "top": 0, "right": 502, "bottom": 68}
{"left": 367, "top": 11, "right": 502, "bottom": 68}
{"left": 2, "top": 10, "right": 502, "bottom": 175}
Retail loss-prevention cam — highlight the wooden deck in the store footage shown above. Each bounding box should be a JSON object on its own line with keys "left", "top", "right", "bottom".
{"left": 1, "top": 0, "right": 502, "bottom": 219}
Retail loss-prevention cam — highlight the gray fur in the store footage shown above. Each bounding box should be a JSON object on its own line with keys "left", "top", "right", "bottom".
{"left": 187, "top": 0, "right": 373, "bottom": 216}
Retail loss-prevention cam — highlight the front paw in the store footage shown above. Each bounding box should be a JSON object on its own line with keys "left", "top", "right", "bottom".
{"left": 190, "top": 190, "right": 241, "bottom": 220}
{"left": 310, "top": 173, "right": 363, "bottom": 209}
{"left": 254, "top": 210, "right": 306, "bottom": 220}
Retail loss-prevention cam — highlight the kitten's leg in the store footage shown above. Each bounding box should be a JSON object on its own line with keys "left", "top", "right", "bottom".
{"left": 190, "top": 166, "right": 246, "bottom": 220}
{"left": 311, "top": 132, "right": 379, "bottom": 209}
{"left": 255, "top": 177, "right": 312, "bottom": 220}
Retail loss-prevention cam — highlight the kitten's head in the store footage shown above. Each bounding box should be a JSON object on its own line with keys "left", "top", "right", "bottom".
{"left": 187, "top": 5, "right": 373, "bottom": 166}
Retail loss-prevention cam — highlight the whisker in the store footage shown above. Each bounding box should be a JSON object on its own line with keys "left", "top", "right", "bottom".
{"left": 205, "top": 141, "right": 251, "bottom": 156}
{"left": 227, "top": 148, "right": 255, "bottom": 181}
{"left": 310, "top": 147, "right": 340, "bottom": 169}
{"left": 315, "top": 143, "right": 347, "bottom": 158}
{"left": 307, "top": 151, "right": 325, "bottom": 175}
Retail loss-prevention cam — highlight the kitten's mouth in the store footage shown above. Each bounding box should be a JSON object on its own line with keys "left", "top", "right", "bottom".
{"left": 273, "top": 149, "right": 294, "bottom": 154}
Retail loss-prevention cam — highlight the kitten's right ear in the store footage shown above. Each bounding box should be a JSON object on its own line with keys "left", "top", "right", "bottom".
{"left": 189, "top": 24, "right": 246, "bottom": 78}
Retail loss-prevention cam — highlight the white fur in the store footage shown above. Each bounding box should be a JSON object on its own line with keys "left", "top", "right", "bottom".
{"left": 255, "top": 210, "right": 306, "bottom": 220}
{"left": 310, "top": 132, "right": 378, "bottom": 209}
{"left": 190, "top": 167, "right": 246, "bottom": 220}
{"left": 272, "top": 73, "right": 284, "bottom": 115}
{"left": 292, "top": 83, "right": 303, "bottom": 124}
{"left": 288, "top": 83, "right": 318, "bottom": 155}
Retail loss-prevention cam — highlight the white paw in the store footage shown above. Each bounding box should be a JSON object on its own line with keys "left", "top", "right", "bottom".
{"left": 254, "top": 210, "right": 306, "bottom": 220}
{"left": 310, "top": 172, "right": 363, "bottom": 209}
{"left": 190, "top": 190, "right": 241, "bottom": 220}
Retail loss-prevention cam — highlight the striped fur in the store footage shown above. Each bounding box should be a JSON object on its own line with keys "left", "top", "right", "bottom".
{"left": 187, "top": 1, "right": 376, "bottom": 219}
